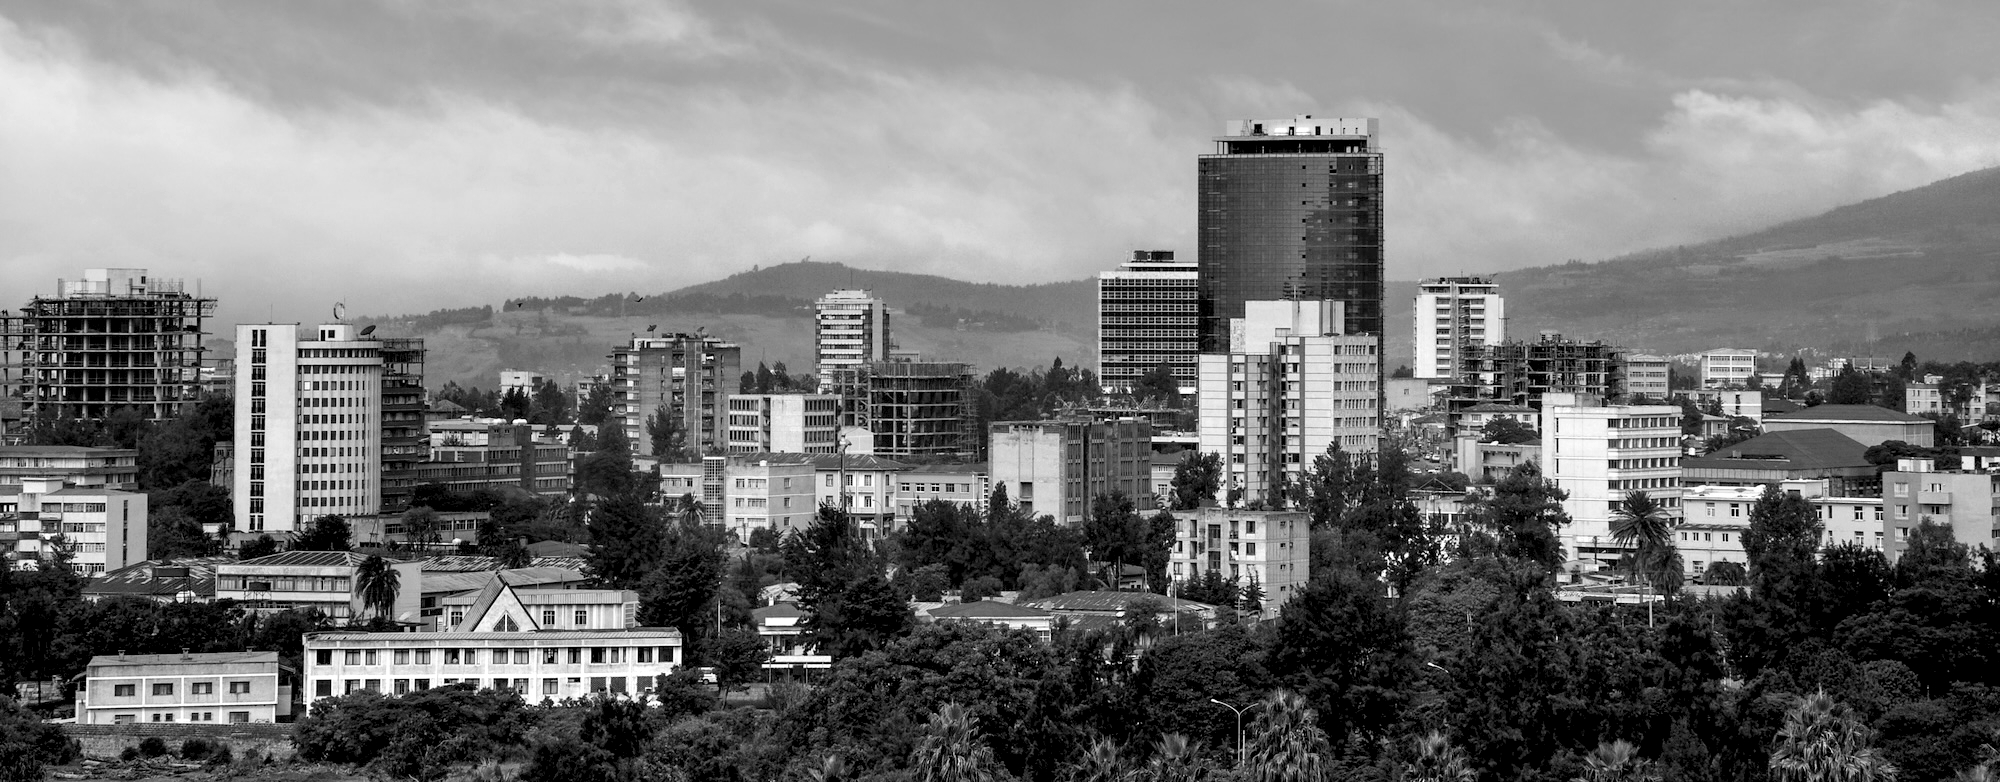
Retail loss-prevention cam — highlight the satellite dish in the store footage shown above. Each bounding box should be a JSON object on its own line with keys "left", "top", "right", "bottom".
{"left": 359, "top": 325, "right": 377, "bottom": 336}
{"left": 332, "top": 302, "right": 346, "bottom": 321}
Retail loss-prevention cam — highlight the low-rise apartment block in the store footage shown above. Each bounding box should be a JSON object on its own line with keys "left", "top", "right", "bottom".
{"left": 1167, "top": 507, "right": 1310, "bottom": 619}
{"left": 215, "top": 551, "right": 423, "bottom": 622}
{"left": 0, "top": 445, "right": 139, "bottom": 493}
{"left": 77, "top": 651, "right": 293, "bottom": 725}
{"left": 0, "top": 477, "right": 146, "bottom": 574}
{"left": 990, "top": 417, "right": 1153, "bottom": 525}
{"left": 1700, "top": 349, "right": 1758, "bottom": 388}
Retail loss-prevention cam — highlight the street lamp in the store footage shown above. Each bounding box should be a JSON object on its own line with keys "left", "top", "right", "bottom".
{"left": 1209, "top": 697, "right": 1258, "bottom": 767}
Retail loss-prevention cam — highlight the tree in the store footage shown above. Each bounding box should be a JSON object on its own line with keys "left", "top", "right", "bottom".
{"left": 147, "top": 506, "right": 214, "bottom": 560}
{"left": 701, "top": 628, "right": 769, "bottom": 692}
{"left": 910, "top": 702, "right": 1003, "bottom": 782}
{"left": 1829, "top": 366, "right": 1873, "bottom": 405}
{"left": 1610, "top": 491, "right": 1682, "bottom": 596}
{"left": 578, "top": 424, "right": 638, "bottom": 498}
{"left": 1702, "top": 560, "right": 1747, "bottom": 586}
{"left": 1243, "top": 690, "right": 1332, "bottom": 781}
{"left": 500, "top": 387, "right": 533, "bottom": 421}
{"left": 577, "top": 384, "right": 616, "bottom": 426}
{"left": 1768, "top": 691, "right": 1898, "bottom": 782}
{"left": 239, "top": 534, "right": 279, "bottom": 561}
{"left": 296, "top": 516, "right": 353, "bottom": 552}
{"left": 1171, "top": 452, "right": 1222, "bottom": 511}
{"left": 785, "top": 506, "right": 912, "bottom": 657}
{"left": 1481, "top": 417, "right": 1540, "bottom": 445}
{"left": 1403, "top": 732, "right": 1475, "bottom": 782}
{"left": 1143, "top": 733, "right": 1211, "bottom": 782}
{"left": 637, "top": 517, "right": 727, "bottom": 648}
{"left": 1297, "top": 442, "right": 1356, "bottom": 528}
{"left": 1470, "top": 462, "right": 1570, "bottom": 575}
{"left": 402, "top": 506, "right": 444, "bottom": 550}
{"left": 585, "top": 492, "right": 664, "bottom": 589}
{"left": 355, "top": 555, "right": 401, "bottom": 622}
{"left": 646, "top": 406, "right": 685, "bottom": 459}
{"left": 1131, "top": 361, "right": 1183, "bottom": 407}
{"left": 1085, "top": 491, "right": 1148, "bottom": 579}
{"left": 529, "top": 379, "right": 570, "bottom": 425}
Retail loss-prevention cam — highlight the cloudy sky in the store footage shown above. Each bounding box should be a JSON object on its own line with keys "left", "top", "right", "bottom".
{"left": 6, "top": 1, "right": 2000, "bottom": 324}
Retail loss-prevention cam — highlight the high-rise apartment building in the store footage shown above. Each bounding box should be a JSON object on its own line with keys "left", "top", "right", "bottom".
{"left": 1540, "top": 393, "right": 1683, "bottom": 568}
{"left": 1168, "top": 507, "right": 1310, "bottom": 619}
{"left": 1197, "top": 116, "right": 1383, "bottom": 350}
{"left": 378, "top": 339, "right": 426, "bottom": 513}
{"left": 233, "top": 324, "right": 384, "bottom": 536}
{"left": 814, "top": 290, "right": 891, "bottom": 383}
{"left": 2, "top": 268, "right": 216, "bottom": 436}
{"left": 1198, "top": 301, "right": 1380, "bottom": 506}
{"left": 724, "top": 394, "right": 841, "bottom": 454}
{"left": 1098, "top": 250, "right": 1198, "bottom": 394}
{"left": 1413, "top": 277, "right": 1505, "bottom": 380}
{"left": 610, "top": 333, "right": 741, "bottom": 459}
{"left": 0, "top": 476, "right": 146, "bottom": 574}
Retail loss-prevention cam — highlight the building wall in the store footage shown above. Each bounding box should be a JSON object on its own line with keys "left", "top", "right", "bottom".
{"left": 233, "top": 324, "right": 383, "bottom": 536}
{"left": 988, "top": 420, "right": 1153, "bottom": 525}
{"left": 0, "top": 446, "right": 140, "bottom": 492}
{"left": 611, "top": 335, "right": 741, "bottom": 457}
{"left": 721, "top": 461, "right": 816, "bottom": 539}
{"left": 1168, "top": 507, "right": 1310, "bottom": 619}
{"left": 1199, "top": 310, "right": 1380, "bottom": 506}
{"left": 1763, "top": 418, "right": 1933, "bottom": 448}
{"left": 894, "top": 467, "right": 990, "bottom": 523}
{"left": 1624, "top": 355, "right": 1671, "bottom": 400}
{"left": 814, "top": 291, "right": 890, "bottom": 381}
{"left": 1413, "top": 278, "right": 1504, "bottom": 380}
{"left": 1098, "top": 251, "right": 1199, "bottom": 394}
{"left": 79, "top": 661, "right": 286, "bottom": 725}
{"left": 1542, "top": 394, "right": 1684, "bottom": 565}
{"left": 303, "top": 631, "right": 683, "bottom": 703}
{"left": 214, "top": 559, "right": 421, "bottom": 621}
{"left": 1883, "top": 464, "right": 2000, "bottom": 554}
{"left": 1700, "top": 349, "right": 1758, "bottom": 388}
{"left": 1197, "top": 116, "right": 1383, "bottom": 349}
{"left": 725, "top": 394, "right": 840, "bottom": 454}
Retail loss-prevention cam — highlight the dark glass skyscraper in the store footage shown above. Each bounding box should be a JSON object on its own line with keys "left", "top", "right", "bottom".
{"left": 1197, "top": 116, "right": 1383, "bottom": 350}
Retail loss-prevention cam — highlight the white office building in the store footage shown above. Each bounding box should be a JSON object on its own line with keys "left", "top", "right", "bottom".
{"left": 233, "top": 324, "right": 383, "bottom": 536}
{"left": 1700, "top": 349, "right": 1758, "bottom": 389}
{"left": 1413, "top": 277, "right": 1505, "bottom": 380}
{"left": 814, "top": 290, "right": 891, "bottom": 384}
{"left": 1098, "top": 250, "right": 1199, "bottom": 394}
{"left": 1198, "top": 300, "right": 1379, "bottom": 507}
{"left": 304, "top": 578, "right": 681, "bottom": 704}
{"left": 77, "top": 651, "right": 292, "bottom": 725}
{"left": 724, "top": 394, "right": 841, "bottom": 454}
{"left": 1541, "top": 393, "right": 1684, "bottom": 570}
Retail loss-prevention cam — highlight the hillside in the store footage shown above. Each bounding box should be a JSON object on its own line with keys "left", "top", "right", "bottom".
{"left": 1493, "top": 165, "right": 2000, "bottom": 357}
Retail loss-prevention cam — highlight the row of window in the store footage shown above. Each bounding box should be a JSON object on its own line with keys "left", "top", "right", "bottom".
{"left": 111, "top": 711, "right": 252, "bottom": 724}
{"left": 317, "top": 645, "right": 672, "bottom": 668}
{"left": 317, "top": 675, "right": 643, "bottom": 698}
{"left": 110, "top": 680, "right": 254, "bottom": 697}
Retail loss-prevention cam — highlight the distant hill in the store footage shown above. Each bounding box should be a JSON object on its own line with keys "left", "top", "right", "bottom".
{"left": 1489, "top": 165, "right": 2000, "bottom": 358}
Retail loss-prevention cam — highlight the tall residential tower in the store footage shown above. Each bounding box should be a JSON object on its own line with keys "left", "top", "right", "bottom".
{"left": 1414, "top": 277, "right": 1504, "bottom": 380}
{"left": 814, "top": 290, "right": 891, "bottom": 384}
{"left": 232, "top": 324, "right": 384, "bottom": 536}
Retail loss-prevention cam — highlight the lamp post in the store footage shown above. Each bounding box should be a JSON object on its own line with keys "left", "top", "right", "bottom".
{"left": 1209, "top": 697, "right": 1256, "bottom": 768}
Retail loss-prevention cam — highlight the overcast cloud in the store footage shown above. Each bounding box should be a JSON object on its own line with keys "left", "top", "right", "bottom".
{"left": 5, "top": 0, "right": 2000, "bottom": 324}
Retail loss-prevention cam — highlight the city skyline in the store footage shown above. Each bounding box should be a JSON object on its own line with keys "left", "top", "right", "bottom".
{"left": 6, "top": 2, "right": 2000, "bottom": 325}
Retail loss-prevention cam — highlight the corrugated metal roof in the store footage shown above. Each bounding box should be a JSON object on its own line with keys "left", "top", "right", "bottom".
{"left": 930, "top": 601, "right": 1051, "bottom": 619}
{"left": 83, "top": 557, "right": 232, "bottom": 598}
{"left": 1767, "top": 404, "right": 1929, "bottom": 423}
{"left": 238, "top": 550, "right": 372, "bottom": 568}
{"left": 1022, "top": 590, "right": 1220, "bottom": 614}
{"left": 1683, "top": 428, "right": 1873, "bottom": 472}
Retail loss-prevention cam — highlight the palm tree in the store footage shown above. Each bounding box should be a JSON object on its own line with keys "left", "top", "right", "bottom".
{"left": 1243, "top": 690, "right": 1331, "bottom": 782}
{"left": 1769, "top": 690, "right": 1898, "bottom": 782}
{"left": 910, "top": 702, "right": 1000, "bottom": 782}
{"left": 676, "top": 492, "right": 707, "bottom": 527}
{"left": 1404, "top": 732, "right": 1475, "bottom": 782}
{"left": 354, "top": 555, "right": 400, "bottom": 623}
{"left": 1069, "top": 737, "right": 1129, "bottom": 782}
{"left": 1611, "top": 490, "right": 1682, "bottom": 596}
{"left": 1575, "top": 740, "right": 1660, "bottom": 782}
{"left": 1143, "top": 733, "right": 1208, "bottom": 782}
{"left": 805, "top": 754, "right": 849, "bottom": 782}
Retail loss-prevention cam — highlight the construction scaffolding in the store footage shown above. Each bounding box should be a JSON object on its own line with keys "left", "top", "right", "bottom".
{"left": 1446, "top": 332, "right": 1625, "bottom": 421}
{"left": 2, "top": 269, "right": 216, "bottom": 439}
{"left": 828, "top": 361, "right": 978, "bottom": 458}
{"left": 378, "top": 337, "right": 427, "bottom": 513}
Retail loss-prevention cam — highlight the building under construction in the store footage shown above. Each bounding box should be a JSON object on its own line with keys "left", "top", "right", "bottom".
{"left": 379, "top": 337, "right": 427, "bottom": 513}
{"left": 2, "top": 269, "right": 216, "bottom": 438}
{"left": 825, "top": 360, "right": 977, "bottom": 459}
{"left": 1446, "top": 332, "right": 1625, "bottom": 421}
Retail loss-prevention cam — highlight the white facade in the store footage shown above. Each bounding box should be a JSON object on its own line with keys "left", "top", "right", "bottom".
{"left": 0, "top": 478, "right": 145, "bottom": 574}
{"left": 1413, "top": 277, "right": 1504, "bottom": 380}
{"left": 814, "top": 290, "right": 890, "bottom": 383}
{"left": 1541, "top": 393, "right": 1684, "bottom": 567}
{"left": 894, "top": 465, "right": 991, "bottom": 523}
{"left": 77, "top": 651, "right": 291, "bottom": 725}
{"left": 498, "top": 370, "right": 543, "bottom": 396}
{"left": 233, "top": 324, "right": 383, "bottom": 536}
{"left": 1624, "top": 354, "right": 1671, "bottom": 400}
{"left": 1692, "top": 388, "right": 1764, "bottom": 423}
{"left": 1700, "top": 349, "right": 1758, "bottom": 389}
{"left": 723, "top": 459, "right": 817, "bottom": 539}
{"left": 724, "top": 394, "right": 841, "bottom": 454}
{"left": 215, "top": 551, "right": 423, "bottom": 621}
{"left": 1098, "top": 250, "right": 1199, "bottom": 394}
{"left": 1198, "top": 300, "right": 1379, "bottom": 507}
{"left": 1168, "top": 507, "right": 1310, "bottom": 619}
{"left": 304, "top": 578, "right": 679, "bottom": 703}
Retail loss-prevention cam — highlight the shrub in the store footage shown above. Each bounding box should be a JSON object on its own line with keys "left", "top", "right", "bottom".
{"left": 180, "top": 737, "right": 218, "bottom": 760}
{"left": 139, "top": 736, "right": 169, "bottom": 758}
{"left": 293, "top": 685, "right": 538, "bottom": 778}
{"left": 120, "top": 746, "right": 140, "bottom": 762}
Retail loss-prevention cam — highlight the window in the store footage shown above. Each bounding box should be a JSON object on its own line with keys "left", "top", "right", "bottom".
{"left": 114, "top": 684, "right": 135, "bottom": 697}
{"left": 365, "top": 650, "right": 379, "bottom": 665}
{"left": 314, "top": 680, "right": 332, "bottom": 697}
{"left": 445, "top": 650, "right": 461, "bottom": 665}
{"left": 575, "top": 610, "right": 587, "bottom": 626}
{"left": 543, "top": 649, "right": 559, "bottom": 665}
{"left": 450, "top": 610, "right": 465, "bottom": 626}
{"left": 315, "top": 650, "right": 333, "bottom": 666}
{"left": 344, "top": 651, "right": 361, "bottom": 665}
{"left": 638, "top": 647, "right": 654, "bottom": 663}
{"left": 415, "top": 650, "right": 432, "bottom": 665}
{"left": 229, "top": 712, "right": 250, "bottom": 724}
{"left": 568, "top": 648, "right": 582, "bottom": 664}
{"left": 543, "top": 678, "right": 560, "bottom": 695}
{"left": 514, "top": 650, "right": 530, "bottom": 665}
{"left": 394, "top": 650, "right": 410, "bottom": 665}
{"left": 394, "top": 679, "right": 409, "bottom": 694}
{"left": 152, "top": 683, "right": 174, "bottom": 696}
{"left": 192, "top": 682, "right": 214, "bottom": 695}
{"left": 463, "top": 650, "right": 477, "bottom": 665}
{"left": 591, "top": 648, "right": 607, "bottom": 664}
{"left": 542, "top": 609, "right": 556, "bottom": 626}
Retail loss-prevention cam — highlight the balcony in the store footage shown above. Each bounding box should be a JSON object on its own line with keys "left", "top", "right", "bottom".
{"left": 1917, "top": 491, "right": 1952, "bottom": 506}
